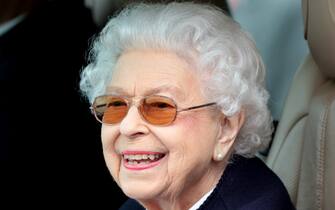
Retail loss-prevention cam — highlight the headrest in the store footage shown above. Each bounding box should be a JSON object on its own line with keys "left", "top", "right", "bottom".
{"left": 302, "top": 0, "right": 335, "bottom": 78}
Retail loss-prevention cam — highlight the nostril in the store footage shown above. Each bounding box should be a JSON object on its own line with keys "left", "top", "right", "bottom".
{"left": 129, "top": 132, "right": 146, "bottom": 139}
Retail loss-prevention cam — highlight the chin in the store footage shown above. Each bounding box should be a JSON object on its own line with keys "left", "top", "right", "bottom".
{"left": 121, "top": 184, "right": 160, "bottom": 200}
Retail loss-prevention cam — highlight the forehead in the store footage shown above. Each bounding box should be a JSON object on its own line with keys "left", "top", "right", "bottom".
{"left": 108, "top": 50, "right": 201, "bottom": 99}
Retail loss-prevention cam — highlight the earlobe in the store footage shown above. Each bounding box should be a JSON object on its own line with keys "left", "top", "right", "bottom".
{"left": 213, "top": 136, "right": 235, "bottom": 162}
{"left": 212, "top": 110, "right": 245, "bottom": 162}
{"left": 215, "top": 153, "right": 224, "bottom": 161}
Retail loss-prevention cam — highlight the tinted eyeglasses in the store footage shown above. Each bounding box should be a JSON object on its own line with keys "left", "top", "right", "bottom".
{"left": 90, "top": 95, "right": 216, "bottom": 126}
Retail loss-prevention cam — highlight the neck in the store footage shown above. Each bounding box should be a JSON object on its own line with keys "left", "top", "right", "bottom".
{"left": 140, "top": 161, "right": 226, "bottom": 210}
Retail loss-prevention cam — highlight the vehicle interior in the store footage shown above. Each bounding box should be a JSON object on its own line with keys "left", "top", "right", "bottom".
{"left": 264, "top": 0, "right": 335, "bottom": 209}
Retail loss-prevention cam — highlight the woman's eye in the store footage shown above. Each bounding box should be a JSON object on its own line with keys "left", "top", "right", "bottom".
{"left": 109, "top": 101, "right": 126, "bottom": 107}
{"left": 151, "top": 102, "right": 172, "bottom": 108}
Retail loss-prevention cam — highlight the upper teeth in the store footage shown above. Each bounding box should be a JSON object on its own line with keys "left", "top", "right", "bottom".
{"left": 124, "top": 154, "right": 161, "bottom": 161}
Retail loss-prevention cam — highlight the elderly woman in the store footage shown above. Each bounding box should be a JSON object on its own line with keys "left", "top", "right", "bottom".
{"left": 80, "top": 2, "right": 295, "bottom": 210}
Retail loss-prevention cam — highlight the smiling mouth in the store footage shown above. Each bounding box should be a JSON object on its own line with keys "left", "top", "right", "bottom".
{"left": 122, "top": 151, "right": 166, "bottom": 170}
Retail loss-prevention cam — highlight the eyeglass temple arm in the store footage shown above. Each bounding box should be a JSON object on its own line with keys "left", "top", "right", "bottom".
{"left": 177, "top": 102, "right": 216, "bottom": 113}
{"left": 89, "top": 104, "right": 106, "bottom": 114}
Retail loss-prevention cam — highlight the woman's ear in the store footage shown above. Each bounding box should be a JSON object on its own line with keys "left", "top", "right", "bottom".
{"left": 213, "top": 110, "right": 245, "bottom": 162}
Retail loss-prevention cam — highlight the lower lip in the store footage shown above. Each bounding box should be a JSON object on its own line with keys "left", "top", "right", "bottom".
{"left": 123, "top": 157, "right": 164, "bottom": 171}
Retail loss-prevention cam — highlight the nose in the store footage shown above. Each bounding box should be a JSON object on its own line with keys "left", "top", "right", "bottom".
{"left": 119, "top": 105, "right": 149, "bottom": 138}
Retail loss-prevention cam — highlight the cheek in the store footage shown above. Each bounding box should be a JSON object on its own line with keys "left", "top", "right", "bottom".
{"left": 159, "top": 117, "right": 216, "bottom": 195}
{"left": 167, "top": 114, "right": 216, "bottom": 163}
{"left": 101, "top": 126, "right": 119, "bottom": 151}
{"left": 176, "top": 113, "right": 200, "bottom": 130}
{"left": 174, "top": 113, "right": 218, "bottom": 156}
{"left": 101, "top": 126, "right": 122, "bottom": 182}
{"left": 178, "top": 112, "right": 216, "bottom": 137}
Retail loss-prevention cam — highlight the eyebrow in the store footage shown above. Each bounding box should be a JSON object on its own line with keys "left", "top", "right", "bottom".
{"left": 106, "top": 85, "right": 186, "bottom": 101}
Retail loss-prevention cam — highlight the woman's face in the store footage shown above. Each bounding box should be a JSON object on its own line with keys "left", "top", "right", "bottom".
{"left": 101, "top": 49, "right": 222, "bottom": 203}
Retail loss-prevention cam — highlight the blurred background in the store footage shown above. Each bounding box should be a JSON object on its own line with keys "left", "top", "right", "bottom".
{"left": 228, "top": 0, "right": 308, "bottom": 122}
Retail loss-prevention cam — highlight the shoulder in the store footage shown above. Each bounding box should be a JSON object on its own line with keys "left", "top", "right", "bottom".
{"left": 199, "top": 155, "right": 295, "bottom": 210}
{"left": 119, "top": 199, "right": 145, "bottom": 210}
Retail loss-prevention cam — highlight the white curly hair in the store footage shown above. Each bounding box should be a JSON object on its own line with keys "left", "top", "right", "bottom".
{"left": 80, "top": 2, "right": 273, "bottom": 157}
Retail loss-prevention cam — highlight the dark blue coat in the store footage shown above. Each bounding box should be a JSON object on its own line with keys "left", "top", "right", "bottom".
{"left": 119, "top": 155, "right": 295, "bottom": 210}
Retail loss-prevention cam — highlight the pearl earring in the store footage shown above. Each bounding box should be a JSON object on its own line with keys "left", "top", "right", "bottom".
{"left": 216, "top": 153, "right": 224, "bottom": 161}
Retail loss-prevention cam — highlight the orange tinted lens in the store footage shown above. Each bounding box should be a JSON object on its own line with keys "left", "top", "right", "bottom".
{"left": 141, "top": 96, "right": 177, "bottom": 125}
{"left": 94, "top": 96, "right": 128, "bottom": 124}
